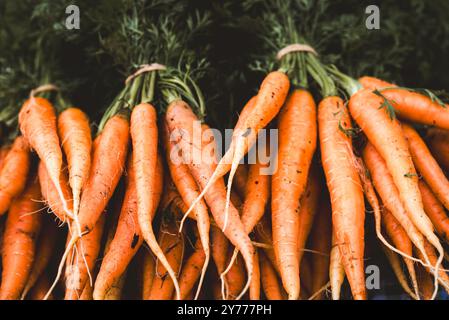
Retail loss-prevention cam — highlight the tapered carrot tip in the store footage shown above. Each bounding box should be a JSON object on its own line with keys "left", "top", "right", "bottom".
{"left": 0, "top": 192, "right": 12, "bottom": 215}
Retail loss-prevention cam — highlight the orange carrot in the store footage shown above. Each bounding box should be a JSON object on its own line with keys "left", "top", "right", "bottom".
{"left": 402, "top": 123, "right": 449, "bottom": 210}
{"left": 309, "top": 199, "right": 332, "bottom": 300}
{"left": 0, "top": 145, "right": 11, "bottom": 169}
{"left": 299, "top": 254, "right": 313, "bottom": 297}
{"left": 184, "top": 71, "right": 290, "bottom": 235}
{"left": 350, "top": 89, "right": 443, "bottom": 297}
{"left": 224, "top": 252, "right": 246, "bottom": 300}
{"left": 57, "top": 107, "right": 92, "bottom": 217}
{"left": 319, "top": 96, "right": 366, "bottom": 300}
{"left": 249, "top": 249, "right": 260, "bottom": 300}
{"left": 419, "top": 180, "right": 449, "bottom": 242}
{"left": 255, "top": 215, "right": 279, "bottom": 274}
{"left": 21, "top": 217, "right": 58, "bottom": 299}
{"left": 260, "top": 251, "right": 285, "bottom": 300}
{"left": 38, "top": 161, "right": 73, "bottom": 223}
{"left": 162, "top": 121, "right": 210, "bottom": 299}
{"left": 141, "top": 249, "right": 156, "bottom": 300}
{"left": 166, "top": 103, "right": 254, "bottom": 299}
{"left": 148, "top": 211, "right": 184, "bottom": 300}
{"left": 358, "top": 76, "right": 395, "bottom": 90}
{"left": 65, "top": 214, "right": 106, "bottom": 300}
{"left": 28, "top": 274, "right": 53, "bottom": 300}
{"left": 178, "top": 239, "right": 206, "bottom": 300}
{"left": 415, "top": 240, "right": 449, "bottom": 294}
{"left": 0, "top": 136, "right": 30, "bottom": 215}
{"left": 93, "top": 153, "right": 163, "bottom": 300}
{"left": 0, "top": 176, "right": 43, "bottom": 299}
{"left": 416, "top": 264, "right": 434, "bottom": 300}
{"left": 234, "top": 164, "right": 248, "bottom": 198}
{"left": 297, "top": 167, "right": 320, "bottom": 267}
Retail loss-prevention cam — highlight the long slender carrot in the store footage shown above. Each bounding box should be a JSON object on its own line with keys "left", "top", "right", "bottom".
{"left": 0, "top": 136, "right": 30, "bottom": 215}
{"left": 0, "top": 176, "right": 43, "bottom": 299}
{"left": 362, "top": 142, "right": 428, "bottom": 262}
{"left": 309, "top": 199, "right": 332, "bottom": 300}
{"left": 234, "top": 164, "right": 248, "bottom": 198}
{"left": 178, "top": 238, "right": 206, "bottom": 300}
{"left": 272, "top": 89, "right": 317, "bottom": 300}
{"left": 224, "top": 252, "right": 246, "bottom": 300}
{"left": 426, "top": 128, "right": 449, "bottom": 171}
{"left": 249, "top": 249, "right": 260, "bottom": 300}
{"left": 319, "top": 96, "right": 366, "bottom": 300}
{"left": 141, "top": 249, "right": 156, "bottom": 300}
{"left": 19, "top": 96, "right": 70, "bottom": 219}
{"left": 57, "top": 107, "right": 92, "bottom": 217}
{"left": 38, "top": 161, "right": 73, "bottom": 223}
{"left": 21, "top": 217, "right": 58, "bottom": 299}
{"left": 260, "top": 251, "right": 285, "bottom": 300}
{"left": 419, "top": 180, "right": 449, "bottom": 242}
{"left": 162, "top": 121, "right": 210, "bottom": 299}
{"left": 184, "top": 71, "right": 290, "bottom": 233}
{"left": 166, "top": 103, "right": 254, "bottom": 299}
{"left": 381, "top": 207, "right": 418, "bottom": 298}
{"left": 402, "top": 123, "right": 449, "bottom": 210}
{"left": 93, "top": 153, "right": 163, "bottom": 300}
{"left": 350, "top": 89, "right": 443, "bottom": 297}
{"left": 329, "top": 231, "right": 345, "bottom": 300}
{"left": 65, "top": 214, "right": 106, "bottom": 300}
{"left": 148, "top": 210, "right": 184, "bottom": 300}
{"left": 297, "top": 167, "right": 320, "bottom": 267}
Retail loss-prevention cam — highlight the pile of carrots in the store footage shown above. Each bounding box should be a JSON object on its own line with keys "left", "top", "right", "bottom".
{"left": 1, "top": 1, "right": 449, "bottom": 302}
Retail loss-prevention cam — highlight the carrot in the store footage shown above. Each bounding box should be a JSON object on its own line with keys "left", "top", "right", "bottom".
{"left": 329, "top": 231, "right": 345, "bottom": 300}
{"left": 184, "top": 71, "right": 290, "bottom": 233}
{"left": 415, "top": 240, "right": 449, "bottom": 294}
{"left": 103, "top": 273, "right": 127, "bottom": 300}
{"left": 79, "top": 281, "right": 94, "bottom": 300}
{"left": 382, "top": 245, "right": 418, "bottom": 300}
{"left": 57, "top": 107, "right": 92, "bottom": 217}
{"left": 38, "top": 161, "right": 73, "bottom": 223}
{"left": 350, "top": 89, "right": 443, "bottom": 297}
{"left": 21, "top": 217, "right": 58, "bottom": 299}
{"left": 419, "top": 180, "right": 449, "bottom": 242}
{"left": 362, "top": 143, "right": 428, "bottom": 262}
{"left": 166, "top": 103, "right": 255, "bottom": 299}
{"left": 358, "top": 76, "right": 395, "bottom": 90}
{"left": 426, "top": 128, "right": 449, "bottom": 171}
{"left": 28, "top": 274, "right": 53, "bottom": 300}
{"left": 309, "top": 199, "right": 332, "bottom": 300}
{"left": 141, "top": 249, "right": 156, "bottom": 300}
{"left": 249, "top": 249, "right": 260, "bottom": 300}
{"left": 319, "top": 96, "right": 366, "bottom": 300}
{"left": 416, "top": 264, "right": 435, "bottom": 300}
{"left": 0, "top": 176, "right": 43, "bottom": 299}
{"left": 271, "top": 89, "right": 317, "bottom": 300}
{"left": 260, "top": 251, "right": 285, "bottom": 300}
{"left": 65, "top": 214, "right": 106, "bottom": 300}
{"left": 234, "top": 164, "right": 248, "bottom": 198}
{"left": 19, "top": 96, "right": 70, "bottom": 220}
{"left": 162, "top": 121, "right": 210, "bottom": 299}
{"left": 178, "top": 238, "right": 206, "bottom": 300}
{"left": 93, "top": 153, "right": 163, "bottom": 300}
{"left": 0, "top": 136, "right": 30, "bottom": 215}
{"left": 299, "top": 254, "right": 313, "bottom": 297}
{"left": 381, "top": 208, "right": 418, "bottom": 298}
{"left": 224, "top": 252, "right": 246, "bottom": 300}
{"left": 297, "top": 168, "right": 320, "bottom": 267}
{"left": 148, "top": 210, "right": 184, "bottom": 300}
{"left": 0, "top": 145, "right": 11, "bottom": 169}
{"left": 403, "top": 123, "right": 449, "bottom": 210}
{"left": 255, "top": 216, "right": 279, "bottom": 275}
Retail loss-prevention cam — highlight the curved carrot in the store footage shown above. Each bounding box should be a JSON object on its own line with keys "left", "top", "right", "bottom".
{"left": 349, "top": 89, "right": 443, "bottom": 297}
{"left": 162, "top": 121, "right": 210, "bottom": 299}
{"left": 166, "top": 102, "right": 254, "bottom": 299}
{"left": 419, "top": 180, "right": 449, "bottom": 243}
{"left": 402, "top": 123, "right": 449, "bottom": 210}
{"left": 272, "top": 89, "right": 317, "bottom": 300}
{"left": 319, "top": 96, "right": 366, "bottom": 300}
{"left": 0, "top": 136, "right": 30, "bottom": 215}
{"left": 0, "top": 176, "right": 43, "bottom": 299}
{"left": 58, "top": 107, "right": 92, "bottom": 217}
{"left": 38, "top": 161, "right": 73, "bottom": 223}
{"left": 93, "top": 153, "right": 162, "bottom": 300}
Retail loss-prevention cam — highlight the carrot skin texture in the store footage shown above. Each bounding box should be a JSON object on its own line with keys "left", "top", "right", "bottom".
{"left": 272, "top": 90, "right": 317, "bottom": 300}
{"left": 57, "top": 107, "right": 92, "bottom": 214}
{"left": 358, "top": 76, "right": 395, "bottom": 90}
{"left": 0, "top": 177, "right": 43, "bottom": 299}
{"left": 38, "top": 161, "right": 73, "bottom": 222}
{"left": 142, "top": 249, "right": 156, "bottom": 299}
{"left": 419, "top": 180, "right": 449, "bottom": 242}
{"left": 0, "top": 136, "right": 30, "bottom": 215}
{"left": 319, "top": 96, "right": 366, "bottom": 300}
{"left": 260, "top": 251, "right": 285, "bottom": 300}
{"left": 178, "top": 240, "right": 206, "bottom": 300}
{"left": 28, "top": 274, "right": 54, "bottom": 300}
{"left": 65, "top": 214, "right": 106, "bottom": 300}
{"left": 94, "top": 154, "right": 163, "bottom": 300}
{"left": 403, "top": 123, "right": 449, "bottom": 211}
{"left": 78, "top": 115, "right": 129, "bottom": 233}
{"left": 234, "top": 164, "right": 248, "bottom": 198}
{"left": 329, "top": 231, "right": 345, "bottom": 300}
{"left": 427, "top": 128, "right": 449, "bottom": 171}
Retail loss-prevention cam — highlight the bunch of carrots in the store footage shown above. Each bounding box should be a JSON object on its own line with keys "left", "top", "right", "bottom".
{"left": 0, "top": 0, "right": 449, "bottom": 301}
